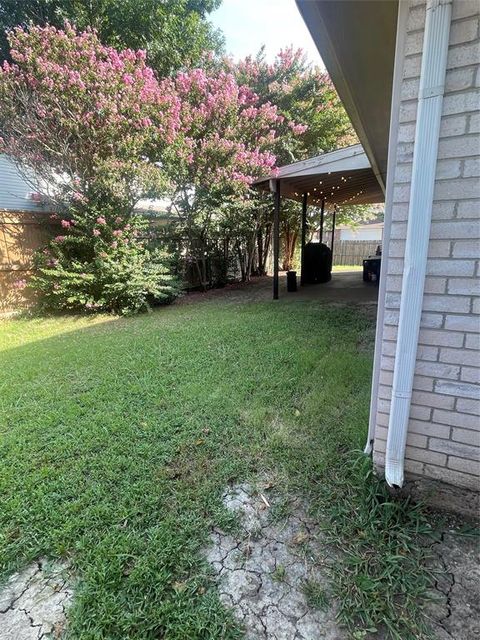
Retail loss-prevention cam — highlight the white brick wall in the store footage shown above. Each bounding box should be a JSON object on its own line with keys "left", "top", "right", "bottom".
{"left": 373, "top": 0, "right": 480, "bottom": 494}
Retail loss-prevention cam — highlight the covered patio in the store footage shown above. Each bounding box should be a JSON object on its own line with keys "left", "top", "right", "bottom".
{"left": 253, "top": 143, "right": 384, "bottom": 299}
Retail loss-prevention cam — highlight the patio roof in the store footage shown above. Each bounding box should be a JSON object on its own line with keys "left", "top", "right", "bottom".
{"left": 253, "top": 144, "right": 384, "bottom": 206}
{"left": 253, "top": 144, "right": 385, "bottom": 300}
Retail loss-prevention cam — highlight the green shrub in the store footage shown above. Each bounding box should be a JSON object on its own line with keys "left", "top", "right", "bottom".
{"left": 32, "top": 212, "right": 180, "bottom": 315}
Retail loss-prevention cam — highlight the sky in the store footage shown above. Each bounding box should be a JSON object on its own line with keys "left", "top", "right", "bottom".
{"left": 210, "top": 0, "right": 325, "bottom": 67}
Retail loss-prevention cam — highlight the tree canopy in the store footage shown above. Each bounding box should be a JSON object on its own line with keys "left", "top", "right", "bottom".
{"left": 0, "top": 23, "right": 181, "bottom": 212}
{"left": 0, "top": 0, "right": 224, "bottom": 75}
{"left": 232, "top": 47, "right": 356, "bottom": 165}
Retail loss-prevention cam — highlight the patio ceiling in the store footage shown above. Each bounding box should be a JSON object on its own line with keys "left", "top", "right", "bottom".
{"left": 253, "top": 144, "right": 384, "bottom": 207}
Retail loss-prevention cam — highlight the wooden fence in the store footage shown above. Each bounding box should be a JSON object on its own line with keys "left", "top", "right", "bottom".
{"left": 0, "top": 211, "right": 57, "bottom": 313}
{"left": 332, "top": 240, "right": 380, "bottom": 266}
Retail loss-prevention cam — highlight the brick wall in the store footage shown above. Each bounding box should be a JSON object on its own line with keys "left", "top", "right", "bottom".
{"left": 373, "top": 0, "right": 480, "bottom": 493}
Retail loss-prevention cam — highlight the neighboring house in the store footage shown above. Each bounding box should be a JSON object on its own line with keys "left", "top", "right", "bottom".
{"left": 0, "top": 154, "right": 52, "bottom": 213}
{"left": 0, "top": 154, "right": 173, "bottom": 219}
{"left": 337, "top": 220, "right": 384, "bottom": 242}
{"left": 297, "top": 0, "right": 479, "bottom": 513}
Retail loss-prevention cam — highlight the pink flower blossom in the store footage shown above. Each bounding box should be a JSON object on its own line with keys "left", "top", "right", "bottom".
{"left": 72, "top": 191, "right": 87, "bottom": 203}
{"left": 289, "top": 122, "right": 308, "bottom": 135}
{"left": 93, "top": 228, "right": 101, "bottom": 236}
{"left": 54, "top": 235, "right": 66, "bottom": 242}
{"left": 61, "top": 219, "right": 71, "bottom": 228}
{"left": 113, "top": 229, "right": 122, "bottom": 237}
{"left": 96, "top": 216, "right": 106, "bottom": 225}
{"left": 13, "top": 278, "right": 27, "bottom": 289}
{"left": 1, "top": 23, "right": 181, "bottom": 208}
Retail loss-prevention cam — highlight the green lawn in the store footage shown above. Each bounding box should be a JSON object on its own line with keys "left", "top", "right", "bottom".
{"left": 332, "top": 264, "right": 363, "bottom": 271}
{"left": 0, "top": 298, "right": 431, "bottom": 639}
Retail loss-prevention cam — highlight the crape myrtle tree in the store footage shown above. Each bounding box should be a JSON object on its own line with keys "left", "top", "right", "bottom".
{"left": 163, "top": 48, "right": 361, "bottom": 284}
{"left": 0, "top": 0, "right": 224, "bottom": 76}
{"left": 0, "top": 24, "right": 182, "bottom": 313}
{"left": 232, "top": 48, "right": 362, "bottom": 273}
{"left": 162, "top": 67, "right": 283, "bottom": 288}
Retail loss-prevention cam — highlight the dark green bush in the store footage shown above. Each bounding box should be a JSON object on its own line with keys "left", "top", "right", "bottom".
{"left": 32, "top": 212, "right": 180, "bottom": 315}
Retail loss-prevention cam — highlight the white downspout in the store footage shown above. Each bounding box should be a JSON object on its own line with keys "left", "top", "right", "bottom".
{"left": 385, "top": 0, "right": 452, "bottom": 487}
{"left": 365, "top": 0, "right": 409, "bottom": 455}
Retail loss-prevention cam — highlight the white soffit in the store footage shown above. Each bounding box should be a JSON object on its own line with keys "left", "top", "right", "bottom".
{"left": 295, "top": 0, "right": 399, "bottom": 193}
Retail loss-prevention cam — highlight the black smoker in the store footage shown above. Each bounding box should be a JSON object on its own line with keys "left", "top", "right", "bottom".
{"left": 302, "top": 242, "right": 332, "bottom": 284}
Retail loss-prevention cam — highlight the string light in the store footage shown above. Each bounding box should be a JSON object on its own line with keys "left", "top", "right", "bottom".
{"left": 263, "top": 170, "right": 372, "bottom": 209}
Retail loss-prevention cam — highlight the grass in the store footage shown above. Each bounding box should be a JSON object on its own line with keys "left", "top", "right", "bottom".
{"left": 332, "top": 265, "right": 363, "bottom": 272}
{"left": 313, "top": 455, "right": 435, "bottom": 640}
{"left": 0, "top": 296, "right": 433, "bottom": 639}
{"left": 303, "top": 579, "right": 330, "bottom": 611}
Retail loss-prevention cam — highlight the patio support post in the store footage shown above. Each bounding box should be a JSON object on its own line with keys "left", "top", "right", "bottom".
{"left": 273, "top": 179, "right": 281, "bottom": 300}
{"left": 300, "top": 193, "right": 307, "bottom": 286}
{"left": 331, "top": 205, "right": 337, "bottom": 261}
{"left": 319, "top": 198, "right": 325, "bottom": 243}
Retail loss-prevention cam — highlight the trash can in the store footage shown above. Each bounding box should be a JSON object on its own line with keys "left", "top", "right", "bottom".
{"left": 287, "top": 270, "right": 297, "bottom": 292}
{"left": 363, "top": 256, "right": 381, "bottom": 283}
{"left": 303, "top": 243, "right": 332, "bottom": 284}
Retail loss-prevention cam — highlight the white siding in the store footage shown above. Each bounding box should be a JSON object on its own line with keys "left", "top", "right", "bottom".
{"left": 340, "top": 227, "right": 383, "bottom": 241}
{"left": 0, "top": 155, "right": 47, "bottom": 212}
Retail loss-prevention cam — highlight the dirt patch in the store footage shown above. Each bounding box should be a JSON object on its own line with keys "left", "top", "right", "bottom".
{"left": 426, "top": 529, "right": 480, "bottom": 639}
{"left": 206, "top": 482, "right": 347, "bottom": 640}
{"left": 176, "top": 273, "right": 379, "bottom": 308}
{"left": 0, "top": 560, "right": 73, "bottom": 639}
{"left": 207, "top": 483, "right": 480, "bottom": 640}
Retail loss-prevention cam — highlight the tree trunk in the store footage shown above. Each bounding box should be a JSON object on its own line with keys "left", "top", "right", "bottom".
{"left": 236, "top": 242, "right": 246, "bottom": 281}
{"left": 282, "top": 226, "right": 298, "bottom": 271}
{"left": 256, "top": 223, "right": 272, "bottom": 276}
{"left": 245, "top": 230, "right": 257, "bottom": 282}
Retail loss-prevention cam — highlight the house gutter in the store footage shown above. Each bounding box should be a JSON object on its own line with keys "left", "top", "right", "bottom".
{"left": 385, "top": 0, "right": 452, "bottom": 487}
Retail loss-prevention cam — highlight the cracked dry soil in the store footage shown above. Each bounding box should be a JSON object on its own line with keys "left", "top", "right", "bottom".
{"left": 0, "top": 489, "right": 477, "bottom": 640}
{"left": 206, "top": 483, "right": 347, "bottom": 640}
{"left": 0, "top": 560, "right": 73, "bottom": 640}
{"left": 426, "top": 529, "right": 480, "bottom": 640}
{"left": 207, "top": 482, "right": 480, "bottom": 640}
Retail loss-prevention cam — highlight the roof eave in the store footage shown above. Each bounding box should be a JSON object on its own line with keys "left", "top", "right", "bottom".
{"left": 295, "top": 0, "right": 399, "bottom": 194}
